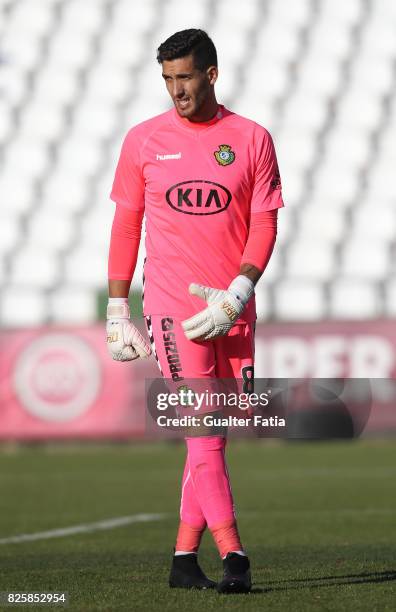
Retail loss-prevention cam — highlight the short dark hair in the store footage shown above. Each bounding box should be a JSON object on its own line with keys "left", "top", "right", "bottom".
{"left": 157, "top": 29, "right": 217, "bottom": 71}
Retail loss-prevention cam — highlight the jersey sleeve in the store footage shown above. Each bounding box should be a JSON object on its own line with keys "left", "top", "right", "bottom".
{"left": 110, "top": 128, "right": 145, "bottom": 212}
{"left": 250, "top": 126, "right": 284, "bottom": 213}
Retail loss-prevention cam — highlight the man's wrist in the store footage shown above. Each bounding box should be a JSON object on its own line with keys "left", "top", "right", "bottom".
{"left": 107, "top": 297, "right": 130, "bottom": 319}
{"left": 228, "top": 275, "right": 255, "bottom": 307}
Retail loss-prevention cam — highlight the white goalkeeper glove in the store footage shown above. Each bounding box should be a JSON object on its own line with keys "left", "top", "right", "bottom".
{"left": 182, "top": 275, "right": 254, "bottom": 341}
{"left": 106, "top": 298, "right": 151, "bottom": 361}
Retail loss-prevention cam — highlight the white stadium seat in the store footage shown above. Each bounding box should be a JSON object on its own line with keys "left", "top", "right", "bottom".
{"left": 18, "top": 103, "right": 65, "bottom": 142}
{"left": 26, "top": 209, "right": 75, "bottom": 251}
{"left": 55, "top": 137, "right": 103, "bottom": 178}
{"left": 0, "top": 215, "right": 21, "bottom": 255}
{"left": 0, "top": 175, "right": 34, "bottom": 215}
{"left": 319, "top": 0, "right": 364, "bottom": 25}
{"left": 34, "top": 68, "right": 80, "bottom": 106}
{"left": 285, "top": 240, "right": 335, "bottom": 281}
{"left": 64, "top": 247, "right": 107, "bottom": 288}
{"left": 0, "top": 64, "right": 28, "bottom": 107}
{"left": 42, "top": 174, "right": 89, "bottom": 213}
{"left": 255, "top": 22, "right": 301, "bottom": 63}
{"left": 0, "top": 288, "right": 47, "bottom": 327}
{"left": 330, "top": 280, "right": 381, "bottom": 319}
{"left": 322, "top": 127, "right": 371, "bottom": 168}
{"left": 384, "top": 280, "right": 396, "bottom": 317}
{"left": 340, "top": 240, "right": 390, "bottom": 281}
{"left": 274, "top": 280, "right": 326, "bottom": 320}
{"left": 60, "top": 0, "right": 105, "bottom": 34}
{"left": 10, "top": 247, "right": 59, "bottom": 289}
{"left": 336, "top": 92, "right": 383, "bottom": 131}
{"left": 49, "top": 288, "right": 97, "bottom": 324}
{"left": 297, "top": 207, "right": 345, "bottom": 243}
{"left": 353, "top": 205, "right": 396, "bottom": 241}
{"left": 269, "top": 0, "right": 312, "bottom": 28}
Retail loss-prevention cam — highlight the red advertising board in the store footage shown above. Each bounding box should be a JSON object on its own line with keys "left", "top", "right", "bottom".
{"left": 0, "top": 321, "right": 395, "bottom": 440}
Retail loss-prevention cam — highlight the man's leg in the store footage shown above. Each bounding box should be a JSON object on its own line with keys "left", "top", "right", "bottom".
{"left": 146, "top": 315, "right": 217, "bottom": 589}
{"left": 209, "top": 322, "right": 255, "bottom": 592}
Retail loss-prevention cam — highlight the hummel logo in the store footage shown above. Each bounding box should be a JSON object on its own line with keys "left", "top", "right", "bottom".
{"left": 156, "top": 152, "right": 182, "bottom": 160}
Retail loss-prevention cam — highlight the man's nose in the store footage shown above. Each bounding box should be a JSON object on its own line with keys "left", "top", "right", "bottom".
{"left": 173, "top": 81, "right": 185, "bottom": 97}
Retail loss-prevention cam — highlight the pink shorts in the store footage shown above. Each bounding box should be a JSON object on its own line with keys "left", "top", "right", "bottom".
{"left": 145, "top": 315, "right": 255, "bottom": 385}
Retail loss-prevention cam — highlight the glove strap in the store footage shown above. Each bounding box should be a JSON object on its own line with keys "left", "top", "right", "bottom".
{"left": 228, "top": 275, "right": 255, "bottom": 307}
{"left": 107, "top": 297, "right": 130, "bottom": 319}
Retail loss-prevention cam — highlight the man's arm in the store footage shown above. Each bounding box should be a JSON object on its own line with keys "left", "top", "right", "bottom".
{"left": 106, "top": 205, "right": 151, "bottom": 361}
{"left": 109, "top": 279, "right": 132, "bottom": 298}
{"left": 182, "top": 209, "right": 278, "bottom": 341}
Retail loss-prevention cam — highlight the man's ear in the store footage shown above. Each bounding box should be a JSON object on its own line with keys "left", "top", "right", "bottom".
{"left": 207, "top": 65, "right": 218, "bottom": 86}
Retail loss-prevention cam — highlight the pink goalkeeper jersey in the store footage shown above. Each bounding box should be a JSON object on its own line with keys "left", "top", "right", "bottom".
{"left": 110, "top": 105, "right": 284, "bottom": 322}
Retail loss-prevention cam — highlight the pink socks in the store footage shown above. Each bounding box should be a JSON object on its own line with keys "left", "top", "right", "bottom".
{"left": 175, "top": 436, "right": 243, "bottom": 557}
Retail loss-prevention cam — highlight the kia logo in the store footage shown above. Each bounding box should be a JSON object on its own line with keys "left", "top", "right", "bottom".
{"left": 166, "top": 180, "right": 232, "bottom": 215}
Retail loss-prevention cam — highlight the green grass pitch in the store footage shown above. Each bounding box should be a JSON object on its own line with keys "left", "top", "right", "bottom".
{"left": 0, "top": 440, "right": 395, "bottom": 611}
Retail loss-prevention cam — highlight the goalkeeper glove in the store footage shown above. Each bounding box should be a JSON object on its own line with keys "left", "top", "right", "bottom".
{"left": 182, "top": 275, "right": 254, "bottom": 341}
{"left": 106, "top": 297, "right": 151, "bottom": 361}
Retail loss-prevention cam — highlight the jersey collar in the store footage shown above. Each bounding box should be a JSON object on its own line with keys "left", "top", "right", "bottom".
{"left": 172, "top": 104, "right": 228, "bottom": 131}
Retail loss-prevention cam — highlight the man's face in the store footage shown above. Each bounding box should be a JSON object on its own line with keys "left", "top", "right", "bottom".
{"left": 162, "top": 54, "right": 217, "bottom": 120}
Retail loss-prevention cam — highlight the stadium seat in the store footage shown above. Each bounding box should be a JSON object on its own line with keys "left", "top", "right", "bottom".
{"left": 0, "top": 175, "right": 34, "bottom": 215}
{"left": 4, "top": 138, "right": 49, "bottom": 180}
{"left": 340, "top": 239, "right": 390, "bottom": 281}
{"left": 34, "top": 67, "right": 80, "bottom": 106}
{"left": 60, "top": 0, "right": 105, "bottom": 34}
{"left": 113, "top": 0, "right": 160, "bottom": 35}
{"left": 85, "top": 64, "right": 132, "bottom": 104}
{"left": 274, "top": 280, "right": 326, "bottom": 320}
{"left": 64, "top": 247, "right": 107, "bottom": 288}
{"left": 297, "top": 207, "right": 345, "bottom": 244}
{"left": 50, "top": 31, "right": 94, "bottom": 70}
{"left": 99, "top": 30, "right": 145, "bottom": 68}
{"left": 1, "top": 31, "right": 43, "bottom": 71}
{"left": 362, "top": 18, "right": 396, "bottom": 58}
{"left": 8, "top": 0, "right": 55, "bottom": 36}
{"left": 285, "top": 240, "right": 335, "bottom": 281}
{"left": 72, "top": 100, "right": 118, "bottom": 140}
{"left": 19, "top": 103, "right": 65, "bottom": 142}
{"left": 296, "top": 57, "right": 342, "bottom": 97}
{"left": 281, "top": 94, "right": 328, "bottom": 132}
{"left": 319, "top": 0, "right": 364, "bottom": 25}
{"left": 350, "top": 55, "right": 394, "bottom": 96}
{"left": 0, "top": 288, "right": 48, "bottom": 326}
{"left": 268, "top": 0, "right": 312, "bottom": 28}
{"left": 384, "top": 280, "right": 396, "bottom": 317}
{"left": 0, "top": 64, "right": 28, "bottom": 107}
{"left": 336, "top": 92, "right": 383, "bottom": 131}
{"left": 311, "top": 163, "right": 360, "bottom": 206}
{"left": 322, "top": 127, "right": 371, "bottom": 168}
{"left": 330, "top": 280, "right": 381, "bottom": 319}
{"left": 255, "top": 283, "right": 272, "bottom": 320}
{"left": 42, "top": 174, "right": 89, "bottom": 213}
{"left": 9, "top": 247, "right": 60, "bottom": 289}
{"left": 27, "top": 209, "right": 75, "bottom": 251}
{"left": 0, "top": 215, "right": 21, "bottom": 255}
{"left": 308, "top": 21, "right": 353, "bottom": 60}
{"left": 254, "top": 22, "right": 301, "bottom": 62}
{"left": 49, "top": 287, "right": 97, "bottom": 323}
{"left": 55, "top": 136, "right": 103, "bottom": 178}
{"left": 353, "top": 205, "right": 396, "bottom": 241}
{"left": 81, "top": 207, "right": 114, "bottom": 250}
{"left": 276, "top": 130, "right": 317, "bottom": 173}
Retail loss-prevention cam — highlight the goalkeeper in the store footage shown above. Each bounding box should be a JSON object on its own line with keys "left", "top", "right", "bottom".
{"left": 106, "top": 29, "right": 284, "bottom": 594}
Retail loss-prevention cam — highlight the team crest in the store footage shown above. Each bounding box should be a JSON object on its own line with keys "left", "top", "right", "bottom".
{"left": 214, "top": 144, "right": 235, "bottom": 166}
